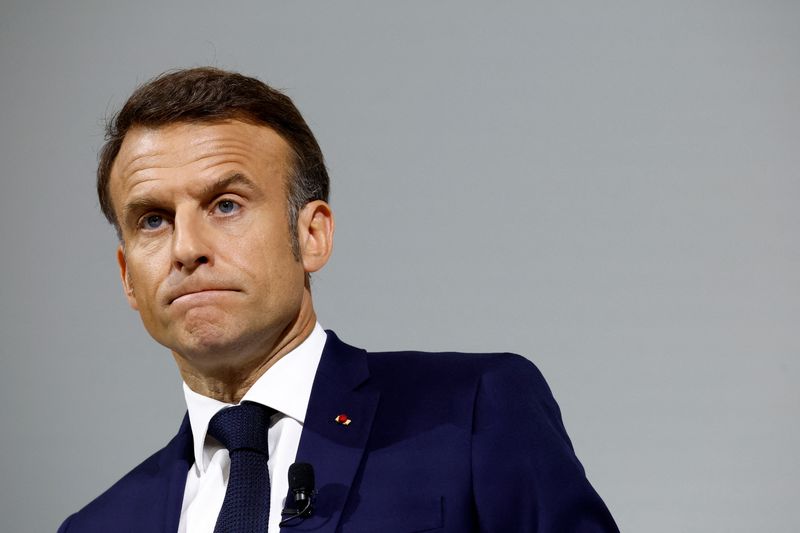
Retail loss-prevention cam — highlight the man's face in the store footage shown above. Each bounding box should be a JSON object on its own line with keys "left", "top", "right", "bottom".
{"left": 110, "top": 120, "right": 309, "bottom": 368}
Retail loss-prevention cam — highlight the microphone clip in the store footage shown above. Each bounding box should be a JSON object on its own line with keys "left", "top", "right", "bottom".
{"left": 279, "top": 491, "right": 315, "bottom": 527}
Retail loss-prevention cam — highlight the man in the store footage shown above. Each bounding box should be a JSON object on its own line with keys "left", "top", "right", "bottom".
{"left": 59, "top": 67, "right": 618, "bottom": 532}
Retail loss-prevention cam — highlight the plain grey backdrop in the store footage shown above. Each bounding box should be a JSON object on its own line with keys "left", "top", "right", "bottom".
{"left": 1, "top": 1, "right": 798, "bottom": 531}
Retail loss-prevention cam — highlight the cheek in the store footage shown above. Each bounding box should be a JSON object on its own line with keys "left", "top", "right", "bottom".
{"left": 127, "top": 246, "right": 170, "bottom": 297}
{"left": 235, "top": 236, "right": 304, "bottom": 295}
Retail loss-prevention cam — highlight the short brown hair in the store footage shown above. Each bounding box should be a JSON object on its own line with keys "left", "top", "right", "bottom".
{"left": 97, "top": 67, "right": 329, "bottom": 256}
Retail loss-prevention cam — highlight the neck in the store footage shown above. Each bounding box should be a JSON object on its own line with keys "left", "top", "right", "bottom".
{"left": 174, "top": 289, "right": 318, "bottom": 404}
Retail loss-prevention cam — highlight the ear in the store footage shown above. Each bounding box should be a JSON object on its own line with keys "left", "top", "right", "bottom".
{"left": 117, "top": 245, "right": 139, "bottom": 310}
{"left": 297, "top": 200, "right": 334, "bottom": 273}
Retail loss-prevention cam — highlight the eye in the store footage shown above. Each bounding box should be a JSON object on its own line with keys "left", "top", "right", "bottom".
{"left": 215, "top": 199, "right": 240, "bottom": 215}
{"left": 140, "top": 214, "right": 165, "bottom": 230}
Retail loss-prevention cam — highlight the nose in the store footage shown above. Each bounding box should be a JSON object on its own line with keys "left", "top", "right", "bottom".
{"left": 172, "top": 210, "right": 212, "bottom": 272}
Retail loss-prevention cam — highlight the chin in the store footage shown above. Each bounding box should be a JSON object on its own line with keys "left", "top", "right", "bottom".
{"left": 170, "top": 319, "right": 243, "bottom": 358}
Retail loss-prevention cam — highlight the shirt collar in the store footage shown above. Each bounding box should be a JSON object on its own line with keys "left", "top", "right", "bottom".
{"left": 182, "top": 322, "right": 327, "bottom": 471}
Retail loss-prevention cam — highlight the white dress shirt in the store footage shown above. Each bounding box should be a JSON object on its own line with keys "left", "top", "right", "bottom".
{"left": 177, "top": 323, "right": 327, "bottom": 533}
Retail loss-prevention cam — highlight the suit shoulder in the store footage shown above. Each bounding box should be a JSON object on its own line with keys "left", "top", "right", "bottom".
{"left": 326, "top": 330, "right": 545, "bottom": 389}
{"left": 366, "top": 348, "right": 543, "bottom": 381}
{"left": 363, "top": 349, "right": 552, "bottom": 402}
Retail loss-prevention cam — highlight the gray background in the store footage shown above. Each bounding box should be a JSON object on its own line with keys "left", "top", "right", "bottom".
{"left": 1, "top": 1, "right": 798, "bottom": 531}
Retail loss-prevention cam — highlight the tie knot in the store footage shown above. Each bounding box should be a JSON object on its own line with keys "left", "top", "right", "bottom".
{"left": 207, "top": 401, "right": 274, "bottom": 454}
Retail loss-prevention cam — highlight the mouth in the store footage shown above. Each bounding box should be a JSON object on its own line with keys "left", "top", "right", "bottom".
{"left": 168, "top": 288, "right": 240, "bottom": 305}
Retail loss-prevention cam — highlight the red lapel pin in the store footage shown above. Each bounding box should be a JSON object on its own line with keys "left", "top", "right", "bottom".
{"left": 334, "top": 413, "right": 352, "bottom": 426}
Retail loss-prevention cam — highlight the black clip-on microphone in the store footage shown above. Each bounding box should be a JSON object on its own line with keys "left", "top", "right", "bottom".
{"left": 279, "top": 462, "right": 315, "bottom": 527}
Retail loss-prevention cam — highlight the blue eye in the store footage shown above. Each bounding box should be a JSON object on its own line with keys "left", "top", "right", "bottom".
{"left": 144, "top": 214, "right": 163, "bottom": 229}
{"left": 217, "top": 200, "right": 238, "bottom": 214}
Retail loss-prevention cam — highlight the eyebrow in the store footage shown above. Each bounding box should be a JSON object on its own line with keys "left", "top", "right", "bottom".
{"left": 121, "top": 197, "right": 164, "bottom": 229}
{"left": 120, "top": 172, "right": 261, "bottom": 228}
{"left": 200, "top": 172, "right": 260, "bottom": 198}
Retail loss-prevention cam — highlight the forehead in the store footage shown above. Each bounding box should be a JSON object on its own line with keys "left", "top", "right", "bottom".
{"left": 110, "top": 120, "right": 291, "bottom": 200}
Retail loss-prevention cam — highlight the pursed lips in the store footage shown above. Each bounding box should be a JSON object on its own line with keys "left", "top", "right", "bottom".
{"left": 166, "top": 286, "right": 240, "bottom": 305}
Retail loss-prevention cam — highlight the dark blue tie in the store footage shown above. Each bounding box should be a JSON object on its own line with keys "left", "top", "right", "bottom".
{"left": 207, "top": 401, "right": 275, "bottom": 533}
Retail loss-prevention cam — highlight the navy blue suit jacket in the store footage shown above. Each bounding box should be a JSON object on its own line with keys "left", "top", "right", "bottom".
{"left": 59, "top": 332, "right": 618, "bottom": 532}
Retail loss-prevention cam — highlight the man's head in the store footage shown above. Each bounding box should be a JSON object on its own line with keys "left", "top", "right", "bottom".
{"left": 98, "top": 67, "right": 329, "bottom": 258}
{"left": 104, "top": 68, "right": 334, "bottom": 393}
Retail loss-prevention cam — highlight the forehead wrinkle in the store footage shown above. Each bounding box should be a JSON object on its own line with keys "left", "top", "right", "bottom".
{"left": 113, "top": 122, "right": 292, "bottom": 207}
{"left": 123, "top": 158, "right": 276, "bottom": 207}
{"left": 119, "top": 152, "right": 248, "bottom": 191}
{"left": 188, "top": 125, "right": 284, "bottom": 148}
{"left": 193, "top": 127, "right": 291, "bottom": 159}
{"left": 115, "top": 149, "right": 169, "bottom": 185}
{"left": 194, "top": 153, "right": 289, "bottom": 178}
{"left": 123, "top": 141, "right": 286, "bottom": 179}
{"left": 117, "top": 121, "right": 290, "bottom": 171}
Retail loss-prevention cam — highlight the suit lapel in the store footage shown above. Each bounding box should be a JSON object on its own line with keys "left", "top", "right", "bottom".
{"left": 285, "top": 331, "right": 380, "bottom": 533}
{"left": 157, "top": 415, "right": 194, "bottom": 533}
